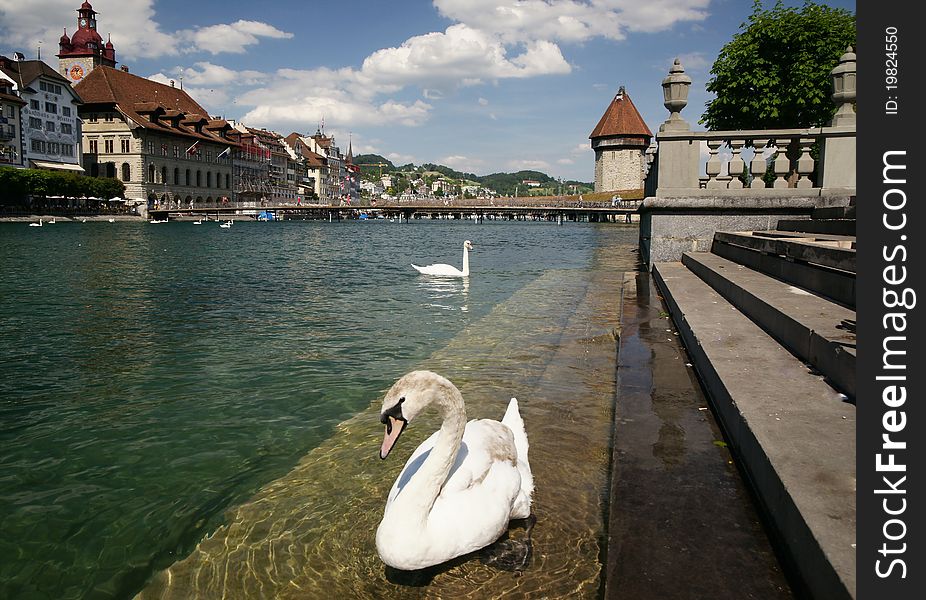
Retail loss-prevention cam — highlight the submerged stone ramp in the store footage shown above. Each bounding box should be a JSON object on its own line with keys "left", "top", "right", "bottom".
{"left": 653, "top": 261, "right": 856, "bottom": 600}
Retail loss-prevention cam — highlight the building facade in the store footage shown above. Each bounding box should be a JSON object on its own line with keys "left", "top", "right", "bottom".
{"left": 589, "top": 86, "right": 652, "bottom": 192}
{"left": 75, "top": 65, "right": 234, "bottom": 206}
{"left": 0, "top": 55, "right": 84, "bottom": 173}
{"left": 0, "top": 78, "right": 26, "bottom": 167}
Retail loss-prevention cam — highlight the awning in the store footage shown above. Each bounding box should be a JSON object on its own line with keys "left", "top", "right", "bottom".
{"left": 30, "top": 160, "right": 85, "bottom": 173}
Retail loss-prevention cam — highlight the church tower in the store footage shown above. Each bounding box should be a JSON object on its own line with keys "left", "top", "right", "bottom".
{"left": 57, "top": 1, "right": 116, "bottom": 85}
{"left": 589, "top": 86, "right": 652, "bottom": 192}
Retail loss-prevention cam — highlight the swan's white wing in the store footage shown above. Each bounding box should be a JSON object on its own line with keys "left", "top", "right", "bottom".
{"left": 411, "top": 263, "right": 464, "bottom": 277}
{"left": 441, "top": 419, "right": 517, "bottom": 494}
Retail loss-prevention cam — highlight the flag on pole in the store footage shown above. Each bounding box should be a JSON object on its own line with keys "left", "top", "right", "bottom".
{"left": 185, "top": 140, "right": 201, "bottom": 155}
{"left": 217, "top": 147, "right": 231, "bottom": 159}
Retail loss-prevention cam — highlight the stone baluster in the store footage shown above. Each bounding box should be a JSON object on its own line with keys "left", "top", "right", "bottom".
{"left": 771, "top": 140, "right": 790, "bottom": 188}
{"left": 705, "top": 139, "right": 724, "bottom": 189}
{"left": 726, "top": 139, "right": 745, "bottom": 189}
{"left": 795, "top": 138, "right": 815, "bottom": 188}
{"left": 749, "top": 138, "right": 768, "bottom": 188}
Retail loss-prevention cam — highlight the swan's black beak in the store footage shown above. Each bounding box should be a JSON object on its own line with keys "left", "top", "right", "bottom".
{"left": 380, "top": 401, "right": 407, "bottom": 459}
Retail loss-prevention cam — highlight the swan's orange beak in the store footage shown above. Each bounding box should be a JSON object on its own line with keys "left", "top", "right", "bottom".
{"left": 380, "top": 415, "right": 407, "bottom": 459}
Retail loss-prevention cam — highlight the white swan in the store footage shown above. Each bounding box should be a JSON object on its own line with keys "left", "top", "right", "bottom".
{"left": 29, "top": 219, "right": 43, "bottom": 227}
{"left": 412, "top": 240, "right": 473, "bottom": 277}
{"left": 219, "top": 220, "right": 232, "bottom": 228}
{"left": 376, "top": 370, "right": 533, "bottom": 571}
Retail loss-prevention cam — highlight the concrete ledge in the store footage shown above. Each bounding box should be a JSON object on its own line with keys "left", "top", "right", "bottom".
{"left": 777, "top": 219, "right": 856, "bottom": 236}
{"left": 713, "top": 231, "right": 856, "bottom": 272}
{"left": 681, "top": 252, "right": 856, "bottom": 399}
{"left": 652, "top": 261, "right": 856, "bottom": 600}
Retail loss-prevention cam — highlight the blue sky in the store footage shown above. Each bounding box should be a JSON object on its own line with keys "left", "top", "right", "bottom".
{"left": 0, "top": 0, "right": 855, "bottom": 181}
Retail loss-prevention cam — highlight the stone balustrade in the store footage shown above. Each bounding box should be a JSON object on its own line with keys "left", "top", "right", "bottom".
{"left": 650, "top": 48, "right": 856, "bottom": 197}
{"left": 638, "top": 48, "right": 856, "bottom": 267}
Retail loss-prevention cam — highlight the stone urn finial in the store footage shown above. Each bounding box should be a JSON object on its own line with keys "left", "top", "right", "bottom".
{"left": 830, "top": 45, "right": 856, "bottom": 126}
{"left": 660, "top": 58, "right": 692, "bottom": 132}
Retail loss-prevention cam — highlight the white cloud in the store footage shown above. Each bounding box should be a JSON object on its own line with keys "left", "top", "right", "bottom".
{"left": 557, "top": 158, "right": 575, "bottom": 165}
{"left": 508, "top": 159, "right": 550, "bottom": 171}
{"left": 478, "top": 97, "right": 489, "bottom": 106}
{"left": 433, "top": 0, "right": 710, "bottom": 44}
{"left": 178, "top": 20, "right": 292, "bottom": 55}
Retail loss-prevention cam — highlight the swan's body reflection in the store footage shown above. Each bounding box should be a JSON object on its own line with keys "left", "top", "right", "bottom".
{"left": 418, "top": 277, "right": 469, "bottom": 312}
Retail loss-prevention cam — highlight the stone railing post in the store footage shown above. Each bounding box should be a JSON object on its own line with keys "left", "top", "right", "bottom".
{"left": 820, "top": 46, "right": 856, "bottom": 190}
{"left": 656, "top": 59, "right": 700, "bottom": 190}
{"left": 749, "top": 138, "right": 769, "bottom": 188}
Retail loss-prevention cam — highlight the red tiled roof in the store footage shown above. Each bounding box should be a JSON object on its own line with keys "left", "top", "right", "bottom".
{"left": 74, "top": 65, "right": 234, "bottom": 145}
{"left": 589, "top": 88, "right": 652, "bottom": 139}
{"left": 284, "top": 133, "right": 327, "bottom": 167}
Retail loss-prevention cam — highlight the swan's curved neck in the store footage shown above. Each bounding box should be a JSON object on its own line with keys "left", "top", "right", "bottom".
{"left": 461, "top": 245, "right": 470, "bottom": 277}
{"left": 391, "top": 384, "right": 466, "bottom": 520}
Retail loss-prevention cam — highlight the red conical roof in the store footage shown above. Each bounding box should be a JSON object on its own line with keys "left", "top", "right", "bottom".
{"left": 589, "top": 87, "right": 652, "bottom": 139}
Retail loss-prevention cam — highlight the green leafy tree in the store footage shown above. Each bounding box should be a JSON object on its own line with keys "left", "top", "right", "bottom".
{"left": 701, "top": 0, "right": 855, "bottom": 130}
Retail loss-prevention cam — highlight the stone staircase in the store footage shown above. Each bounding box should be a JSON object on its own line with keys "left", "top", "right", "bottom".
{"left": 651, "top": 203, "right": 857, "bottom": 600}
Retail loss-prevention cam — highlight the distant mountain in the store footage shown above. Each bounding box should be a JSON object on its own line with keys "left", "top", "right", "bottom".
{"left": 352, "top": 155, "right": 592, "bottom": 195}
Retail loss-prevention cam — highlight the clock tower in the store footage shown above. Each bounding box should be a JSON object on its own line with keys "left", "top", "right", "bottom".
{"left": 57, "top": 1, "right": 116, "bottom": 85}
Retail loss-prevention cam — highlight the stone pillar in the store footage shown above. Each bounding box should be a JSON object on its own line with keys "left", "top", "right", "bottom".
{"left": 821, "top": 46, "right": 856, "bottom": 190}
{"left": 656, "top": 59, "right": 700, "bottom": 191}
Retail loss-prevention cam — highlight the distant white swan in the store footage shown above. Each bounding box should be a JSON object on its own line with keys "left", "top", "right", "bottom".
{"left": 376, "top": 370, "right": 533, "bottom": 571}
{"left": 193, "top": 219, "right": 202, "bottom": 225}
{"left": 219, "top": 220, "right": 232, "bottom": 228}
{"left": 29, "top": 219, "right": 43, "bottom": 227}
{"left": 412, "top": 240, "right": 473, "bottom": 277}
{"left": 107, "top": 218, "right": 115, "bottom": 223}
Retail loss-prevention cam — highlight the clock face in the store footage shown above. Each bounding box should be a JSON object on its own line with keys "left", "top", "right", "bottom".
{"left": 68, "top": 64, "right": 85, "bottom": 82}
{"left": 79, "top": 17, "right": 87, "bottom": 27}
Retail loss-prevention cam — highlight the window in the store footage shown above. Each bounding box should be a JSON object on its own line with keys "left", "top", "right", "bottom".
{"left": 30, "top": 99, "right": 39, "bottom": 110}
{"left": 206, "top": 172, "right": 212, "bottom": 188}
{"left": 45, "top": 121, "right": 55, "bottom": 132}
{"left": 39, "top": 82, "right": 62, "bottom": 95}
{"left": 121, "top": 139, "right": 130, "bottom": 153}
{"left": 161, "top": 144, "right": 168, "bottom": 157}
{"left": 47, "top": 142, "right": 60, "bottom": 155}
{"left": 225, "top": 173, "right": 230, "bottom": 189}
{"left": 29, "top": 117, "right": 42, "bottom": 129}
{"left": 147, "top": 141, "right": 154, "bottom": 154}
{"left": 60, "top": 123, "right": 73, "bottom": 135}
{"left": 161, "top": 166, "right": 167, "bottom": 184}
{"left": 173, "top": 145, "right": 179, "bottom": 158}
{"left": 122, "top": 163, "right": 131, "bottom": 182}
{"left": 196, "top": 170, "right": 201, "bottom": 186}
{"left": 104, "top": 139, "right": 114, "bottom": 153}
{"left": 89, "top": 114, "right": 98, "bottom": 123}
{"left": 148, "top": 163, "right": 155, "bottom": 183}
{"left": 185, "top": 169, "right": 190, "bottom": 186}
{"left": 62, "top": 106, "right": 71, "bottom": 117}
{"left": 45, "top": 102, "right": 57, "bottom": 114}
{"left": 89, "top": 139, "right": 99, "bottom": 154}
{"left": 61, "top": 144, "right": 74, "bottom": 157}
{"left": 31, "top": 139, "right": 45, "bottom": 153}
{"left": 104, "top": 113, "right": 113, "bottom": 122}
{"left": 173, "top": 168, "right": 179, "bottom": 185}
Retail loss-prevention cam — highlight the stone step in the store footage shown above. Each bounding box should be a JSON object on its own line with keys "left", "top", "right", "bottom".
{"left": 652, "top": 261, "right": 856, "bottom": 600}
{"left": 813, "top": 204, "right": 856, "bottom": 220}
{"left": 714, "top": 231, "right": 856, "bottom": 272}
{"left": 711, "top": 233, "right": 856, "bottom": 309}
{"left": 776, "top": 218, "right": 856, "bottom": 236}
{"left": 682, "top": 251, "right": 856, "bottom": 399}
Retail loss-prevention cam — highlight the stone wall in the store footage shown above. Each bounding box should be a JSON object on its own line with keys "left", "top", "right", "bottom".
{"left": 594, "top": 148, "right": 645, "bottom": 192}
